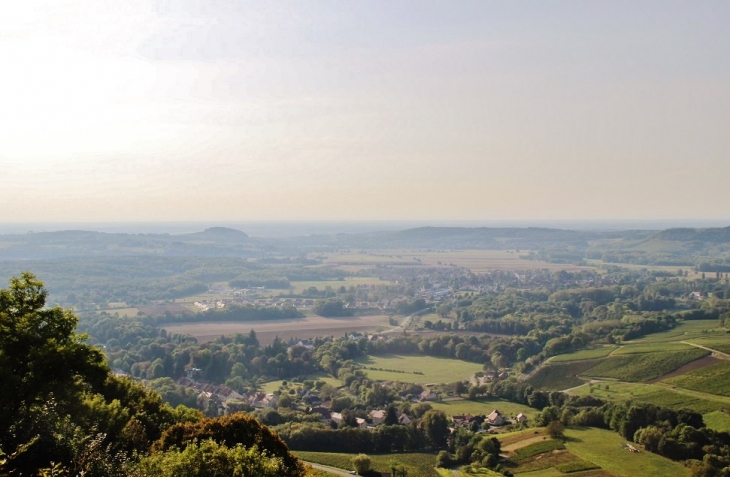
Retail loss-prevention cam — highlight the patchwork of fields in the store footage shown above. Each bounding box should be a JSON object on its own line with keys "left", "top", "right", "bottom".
{"left": 162, "top": 313, "right": 392, "bottom": 344}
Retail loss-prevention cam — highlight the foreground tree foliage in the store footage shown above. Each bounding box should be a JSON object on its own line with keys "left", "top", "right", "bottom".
{"left": 133, "top": 439, "right": 290, "bottom": 477}
{"left": 156, "top": 413, "right": 304, "bottom": 477}
{"left": 0, "top": 274, "right": 308, "bottom": 477}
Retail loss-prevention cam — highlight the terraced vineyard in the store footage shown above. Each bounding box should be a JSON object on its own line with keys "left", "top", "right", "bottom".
{"left": 568, "top": 382, "right": 730, "bottom": 413}
{"left": 664, "top": 361, "right": 730, "bottom": 396}
{"left": 526, "top": 360, "right": 602, "bottom": 390}
{"left": 582, "top": 349, "right": 708, "bottom": 382}
{"left": 549, "top": 346, "right": 617, "bottom": 362}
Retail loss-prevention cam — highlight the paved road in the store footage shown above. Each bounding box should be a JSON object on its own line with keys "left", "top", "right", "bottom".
{"left": 303, "top": 461, "right": 353, "bottom": 476}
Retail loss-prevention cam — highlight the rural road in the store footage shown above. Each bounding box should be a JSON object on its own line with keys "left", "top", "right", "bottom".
{"left": 561, "top": 379, "right": 601, "bottom": 393}
{"left": 303, "top": 461, "right": 353, "bottom": 476}
{"left": 682, "top": 341, "right": 730, "bottom": 360}
{"left": 382, "top": 308, "right": 431, "bottom": 334}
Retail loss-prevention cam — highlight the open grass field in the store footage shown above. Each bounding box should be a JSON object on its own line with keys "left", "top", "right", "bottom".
{"left": 568, "top": 381, "right": 730, "bottom": 413}
{"left": 495, "top": 426, "right": 685, "bottom": 476}
{"left": 610, "top": 342, "right": 697, "bottom": 355}
{"left": 703, "top": 410, "right": 730, "bottom": 432}
{"left": 430, "top": 397, "right": 534, "bottom": 419}
{"left": 354, "top": 354, "right": 483, "bottom": 384}
{"left": 527, "top": 361, "right": 603, "bottom": 391}
{"left": 581, "top": 349, "right": 708, "bottom": 382}
{"left": 261, "top": 372, "right": 342, "bottom": 393}
{"left": 664, "top": 361, "right": 730, "bottom": 397}
{"left": 629, "top": 320, "right": 725, "bottom": 344}
{"left": 563, "top": 427, "right": 689, "bottom": 477}
{"left": 293, "top": 451, "right": 440, "bottom": 477}
{"left": 323, "top": 250, "right": 589, "bottom": 273}
{"left": 685, "top": 336, "right": 730, "bottom": 355}
{"left": 162, "top": 313, "right": 392, "bottom": 344}
{"left": 549, "top": 346, "right": 618, "bottom": 362}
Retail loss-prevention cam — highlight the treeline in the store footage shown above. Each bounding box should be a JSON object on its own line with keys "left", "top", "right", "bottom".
{"left": 149, "top": 303, "right": 303, "bottom": 325}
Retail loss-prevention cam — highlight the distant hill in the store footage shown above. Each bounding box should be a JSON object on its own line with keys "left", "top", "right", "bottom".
{"left": 654, "top": 227, "right": 730, "bottom": 242}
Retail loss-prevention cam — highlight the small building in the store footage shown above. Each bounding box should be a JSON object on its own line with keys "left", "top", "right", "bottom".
{"left": 369, "top": 409, "right": 387, "bottom": 426}
{"left": 419, "top": 389, "right": 440, "bottom": 402}
{"left": 486, "top": 409, "right": 506, "bottom": 426}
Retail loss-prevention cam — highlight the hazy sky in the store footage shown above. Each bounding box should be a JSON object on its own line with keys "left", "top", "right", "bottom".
{"left": 1, "top": 1, "right": 728, "bottom": 223}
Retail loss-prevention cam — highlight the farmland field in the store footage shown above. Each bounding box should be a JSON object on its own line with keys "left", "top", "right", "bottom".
{"left": 527, "top": 361, "right": 603, "bottom": 390}
{"left": 610, "top": 342, "right": 697, "bottom": 355}
{"left": 294, "top": 451, "right": 439, "bottom": 477}
{"left": 629, "top": 320, "right": 725, "bottom": 344}
{"left": 568, "top": 382, "right": 730, "bottom": 413}
{"left": 429, "top": 398, "right": 534, "bottom": 419}
{"left": 162, "top": 313, "right": 392, "bottom": 344}
{"left": 703, "top": 410, "right": 730, "bottom": 432}
{"left": 354, "top": 354, "right": 483, "bottom": 383}
{"left": 549, "top": 346, "right": 618, "bottom": 362}
{"left": 564, "top": 427, "right": 690, "bottom": 477}
{"left": 685, "top": 336, "right": 730, "bottom": 355}
{"left": 261, "top": 372, "right": 342, "bottom": 393}
{"left": 322, "top": 250, "right": 589, "bottom": 273}
{"left": 494, "top": 426, "right": 686, "bottom": 476}
{"left": 581, "top": 349, "right": 708, "bottom": 382}
{"left": 664, "top": 361, "right": 730, "bottom": 397}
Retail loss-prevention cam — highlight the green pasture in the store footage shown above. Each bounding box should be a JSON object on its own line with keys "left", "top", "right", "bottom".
{"left": 703, "top": 410, "right": 730, "bottom": 432}
{"left": 564, "top": 427, "right": 689, "bottom": 477}
{"left": 610, "top": 342, "right": 696, "bottom": 355}
{"left": 261, "top": 372, "right": 342, "bottom": 394}
{"left": 629, "top": 320, "right": 724, "bottom": 344}
{"left": 323, "top": 249, "right": 588, "bottom": 273}
{"left": 527, "top": 361, "right": 602, "bottom": 391}
{"left": 568, "top": 381, "right": 730, "bottom": 413}
{"left": 581, "top": 349, "right": 708, "bottom": 382}
{"left": 549, "top": 346, "right": 618, "bottom": 362}
{"left": 294, "top": 451, "right": 439, "bottom": 477}
{"left": 664, "top": 361, "right": 730, "bottom": 397}
{"left": 685, "top": 336, "right": 730, "bottom": 354}
{"left": 354, "top": 354, "right": 483, "bottom": 384}
{"left": 429, "top": 398, "right": 534, "bottom": 419}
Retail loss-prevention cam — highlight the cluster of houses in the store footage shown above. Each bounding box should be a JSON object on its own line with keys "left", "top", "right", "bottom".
{"left": 451, "top": 410, "right": 527, "bottom": 429}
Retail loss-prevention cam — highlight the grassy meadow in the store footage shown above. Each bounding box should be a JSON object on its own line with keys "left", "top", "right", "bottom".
{"left": 354, "top": 354, "right": 483, "bottom": 384}
{"left": 429, "top": 397, "right": 534, "bottom": 419}
{"left": 568, "top": 381, "right": 730, "bottom": 413}
{"left": 548, "top": 346, "right": 618, "bottom": 362}
{"left": 294, "top": 451, "right": 440, "bottom": 477}
{"left": 664, "top": 361, "right": 730, "bottom": 397}
{"left": 582, "top": 349, "right": 708, "bottom": 382}
{"left": 490, "top": 426, "right": 687, "bottom": 477}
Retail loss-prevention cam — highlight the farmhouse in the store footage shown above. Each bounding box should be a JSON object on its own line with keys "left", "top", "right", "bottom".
{"left": 369, "top": 409, "right": 387, "bottom": 425}
{"left": 486, "top": 409, "right": 506, "bottom": 426}
{"left": 249, "top": 392, "right": 278, "bottom": 409}
{"left": 419, "top": 389, "right": 440, "bottom": 402}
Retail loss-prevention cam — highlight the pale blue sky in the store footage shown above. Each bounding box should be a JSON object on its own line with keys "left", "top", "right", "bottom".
{"left": 1, "top": 1, "right": 728, "bottom": 222}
